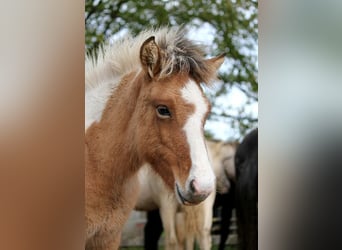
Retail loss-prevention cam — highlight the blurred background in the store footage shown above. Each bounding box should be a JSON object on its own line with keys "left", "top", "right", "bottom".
{"left": 85, "top": 0, "right": 258, "bottom": 140}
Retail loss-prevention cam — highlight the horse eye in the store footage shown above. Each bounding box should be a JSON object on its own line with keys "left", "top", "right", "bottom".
{"left": 156, "top": 105, "right": 171, "bottom": 119}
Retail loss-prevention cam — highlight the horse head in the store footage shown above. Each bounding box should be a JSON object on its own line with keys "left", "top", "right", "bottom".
{"left": 132, "top": 34, "right": 224, "bottom": 205}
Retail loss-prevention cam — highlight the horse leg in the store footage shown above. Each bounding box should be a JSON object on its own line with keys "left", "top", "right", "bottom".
{"left": 197, "top": 228, "right": 211, "bottom": 250}
{"left": 182, "top": 204, "right": 207, "bottom": 250}
{"left": 85, "top": 230, "right": 121, "bottom": 250}
{"left": 185, "top": 237, "right": 195, "bottom": 250}
{"left": 177, "top": 210, "right": 202, "bottom": 250}
{"left": 218, "top": 189, "right": 235, "bottom": 250}
{"left": 144, "top": 209, "right": 163, "bottom": 250}
{"left": 85, "top": 211, "right": 121, "bottom": 250}
{"left": 197, "top": 192, "right": 215, "bottom": 250}
{"left": 181, "top": 206, "right": 196, "bottom": 250}
{"left": 160, "top": 202, "right": 178, "bottom": 250}
{"left": 185, "top": 233, "right": 195, "bottom": 250}
{"left": 175, "top": 211, "right": 186, "bottom": 250}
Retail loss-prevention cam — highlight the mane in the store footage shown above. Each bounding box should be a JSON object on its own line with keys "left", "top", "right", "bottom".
{"left": 86, "top": 26, "right": 217, "bottom": 91}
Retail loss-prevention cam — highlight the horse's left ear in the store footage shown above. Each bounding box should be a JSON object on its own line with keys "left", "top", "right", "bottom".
{"left": 206, "top": 53, "right": 225, "bottom": 71}
{"left": 201, "top": 53, "right": 225, "bottom": 84}
{"left": 140, "top": 36, "right": 161, "bottom": 78}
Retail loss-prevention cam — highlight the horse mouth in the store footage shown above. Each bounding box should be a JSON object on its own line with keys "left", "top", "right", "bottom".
{"left": 176, "top": 184, "right": 199, "bottom": 206}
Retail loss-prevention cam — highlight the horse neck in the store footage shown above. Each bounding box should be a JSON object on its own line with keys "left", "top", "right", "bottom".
{"left": 85, "top": 71, "right": 143, "bottom": 187}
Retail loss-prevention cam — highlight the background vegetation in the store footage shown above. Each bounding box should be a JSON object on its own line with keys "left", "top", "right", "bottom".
{"left": 85, "top": 0, "right": 258, "bottom": 140}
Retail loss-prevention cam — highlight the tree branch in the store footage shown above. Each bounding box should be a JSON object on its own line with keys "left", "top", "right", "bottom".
{"left": 235, "top": 84, "right": 258, "bottom": 101}
{"left": 210, "top": 112, "right": 258, "bottom": 123}
{"left": 85, "top": 0, "right": 103, "bottom": 23}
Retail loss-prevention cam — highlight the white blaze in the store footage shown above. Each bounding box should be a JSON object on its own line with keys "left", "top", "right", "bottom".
{"left": 181, "top": 80, "right": 215, "bottom": 192}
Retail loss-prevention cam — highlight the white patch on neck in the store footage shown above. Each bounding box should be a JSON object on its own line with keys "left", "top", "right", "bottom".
{"left": 85, "top": 70, "right": 141, "bottom": 131}
{"left": 181, "top": 80, "right": 215, "bottom": 191}
{"left": 85, "top": 80, "right": 116, "bottom": 131}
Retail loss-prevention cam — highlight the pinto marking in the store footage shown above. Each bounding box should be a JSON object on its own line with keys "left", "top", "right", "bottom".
{"left": 180, "top": 80, "right": 215, "bottom": 196}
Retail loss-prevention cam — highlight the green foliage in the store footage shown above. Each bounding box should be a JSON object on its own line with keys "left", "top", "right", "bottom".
{"left": 85, "top": 0, "right": 258, "bottom": 139}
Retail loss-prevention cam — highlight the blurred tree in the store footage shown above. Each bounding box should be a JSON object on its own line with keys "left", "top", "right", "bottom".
{"left": 85, "top": 0, "right": 258, "bottom": 140}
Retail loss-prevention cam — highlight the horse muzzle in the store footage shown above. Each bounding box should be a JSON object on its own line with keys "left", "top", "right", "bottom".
{"left": 175, "top": 179, "right": 213, "bottom": 205}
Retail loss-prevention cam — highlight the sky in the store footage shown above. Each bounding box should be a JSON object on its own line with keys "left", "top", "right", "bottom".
{"left": 188, "top": 23, "right": 258, "bottom": 141}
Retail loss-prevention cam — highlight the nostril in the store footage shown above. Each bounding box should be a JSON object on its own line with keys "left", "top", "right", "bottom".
{"left": 190, "top": 179, "right": 197, "bottom": 193}
{"left": 189, "top": 178, "right": 214, "bottom": 197}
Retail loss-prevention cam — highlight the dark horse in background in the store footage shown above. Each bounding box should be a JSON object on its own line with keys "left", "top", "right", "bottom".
{"left": 213, "top": 185, "right": 235, "bottom": 250}
{"left": 144, "top": 209, "right": 162, "bottom": 250}
{"left": 235, "top": 129, "right": 258, "bottom": 250}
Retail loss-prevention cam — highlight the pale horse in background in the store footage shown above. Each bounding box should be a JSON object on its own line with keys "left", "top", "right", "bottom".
{"left": 134, "top": 140, "right": 237, "bottom": 250}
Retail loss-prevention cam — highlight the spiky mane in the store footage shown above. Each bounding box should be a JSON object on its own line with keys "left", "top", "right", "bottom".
{"left": 86, "top": 26, "right": 216, "bottom": 91}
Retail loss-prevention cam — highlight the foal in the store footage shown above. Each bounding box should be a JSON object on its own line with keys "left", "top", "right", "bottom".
{"left": 85, "top": 27, "right": 224, "bottom": 249}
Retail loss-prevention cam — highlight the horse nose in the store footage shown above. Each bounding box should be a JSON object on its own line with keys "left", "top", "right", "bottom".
{"left": 190, "top": 179, "right": 199, "bottom": 193}
{"left": 189, "top": 179, "right": 213, "bottom": 199}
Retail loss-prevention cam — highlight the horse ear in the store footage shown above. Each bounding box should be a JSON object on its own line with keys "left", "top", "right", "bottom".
{"left": 140, "top": 36, "right": 161, "bottom": 78}
{"left": 206, "top": 53, "right": 225, "bottom": 71}
{"left": 201, "top": 53, "right": 225, "bottom": 84}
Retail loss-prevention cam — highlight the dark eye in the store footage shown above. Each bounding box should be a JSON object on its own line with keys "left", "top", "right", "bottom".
{"left": 156, "top": 105, "right": 171, "bottom": 119}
